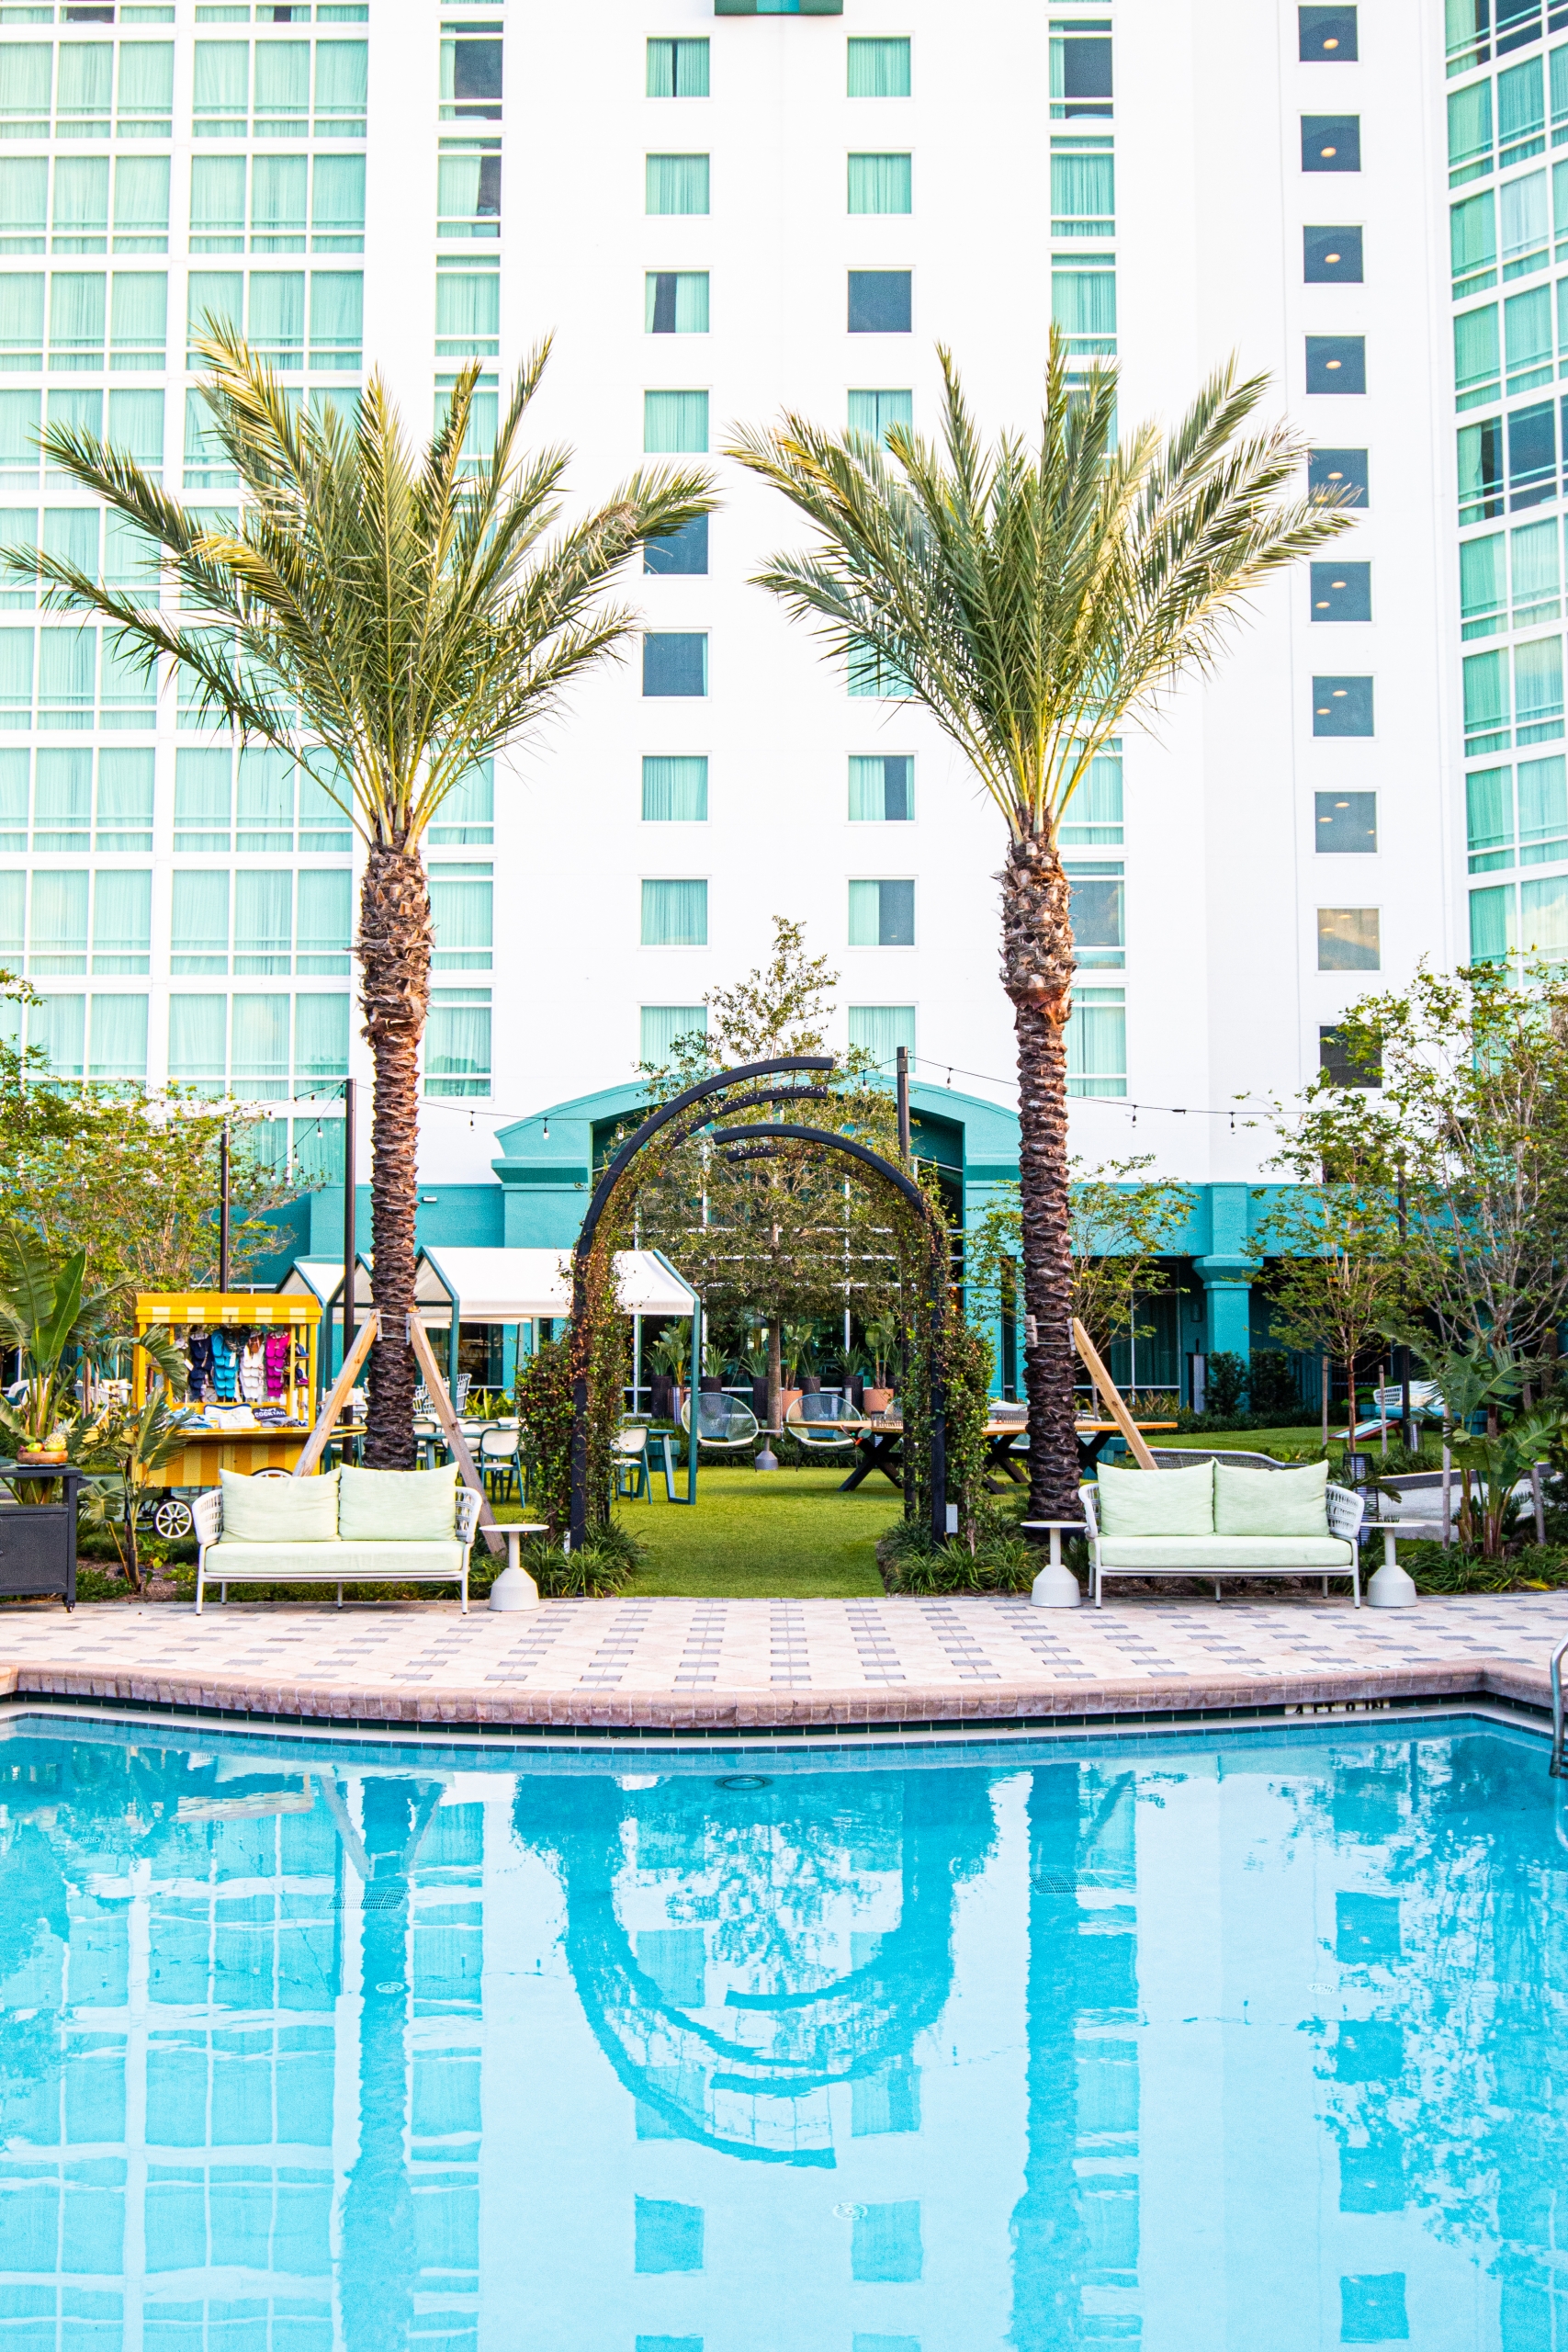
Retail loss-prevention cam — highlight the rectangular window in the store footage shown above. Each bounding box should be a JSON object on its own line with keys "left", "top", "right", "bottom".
{"left": 0, "top": 158, "right": 47, "bottom": 256}
{"left": 0, "top": 44, "right": 51, "bottom": 141}
{"left": 190, "top": 155, "right": 244, "bottom": 253}
{"left": 313, "top": 40, "right": 367, "bottom": 138}
{"left": 1464, "top": 532, "right": 1507, "bottom": 643}
{"left": 430, "top": 862, "right": 492, "bottom": 971}
{"left": 247, "top": 267, "right": 303, "bottom": 368}
{"left": 88, "top": 992, "right": 147, "bottom": 1083}
{"left": 642, "top": 754, "right": 707, "bottom": 821}
{"left": 1066, "top": 860, "right": 1124, "bottom": 966}
{"left": 1452, "top": 189, "right": 1496, "bottom": 297}
{"left": 1306, "top": 333, "right": 1365, "bottom": 392}
{"left": 640, "top": 1002, "right": 705, "bottom": 1065}
{"left": 647, "top": 38, "right": 709, "bottom": 97}
{"left": 251, "top": 151, "right": 305, "bottom": 250}
{"left": 847, "top": 270, "right": 910, "bottom": 334}
{"left": 848, "top": 753, "right": 913, "bottom": 820}
{"left": 1067, "top": 985, "right": 1125, "bottom": 1096}
{"left": 1459, "top": 416, "right": 1505, "bottom": 524}
{"left": 644, "top": 513, "right": 707, "bottom": 574}
{"left": 1050, "top": 137, "right": 1113, "bottom": 239}
{"left": 646, "top": 153, "right": 709, "bottom": 214}
{"left": 847, "top": 388, "right": 912, "bottom": 443}
{"left": 435, "top": 141, "right": 498, "bottom": 242}
{"left": 1457, "top": 303, "right": 1502, "bottom": 411}
{"left": 1506, "top": 282, "right": 1552, "bottom": 396}
{"left": 1507, "top": 395, "right": 1556, "bottom": 504}
{"left": 308, "top": 269, "right": 360, "bottom": 369}
{"left": 641, "top": 876, "right": 707, "bottom": 946}
{"left": 425, "top": 987, "right": 491, "bottom": 1097}
{"left": 1310, "top": 445, "right": 1369, "bottom": 504}
{"left": 1316, "top": 906, "right": 1381, "bottom": 969}
{"left": 1310, "top": 560, "right": 1371, "bottom": 618}
{"left": 646, "top": 270, "right": 708, "bottom": 334}
{"left": 440, "top": 27, "right": 502, "bottom": 122}
{"left": 1449, "top": 80, "right": 1494, "bottom": 185}
{"left": 47, "top": 269, "right": 104, "bottom": 369}
{"left": 1468, "top": 762, "right": 1515, "bottom": 867}
{"left": 233, "top": 866, "right": 293, "bottom": 974}
{"left": 1501, "top": 166, "right": 1549, "bottom": 276}
{"left": 1319, "top": 1024, "right": 1381, "bottom": 1086}
{"left": 434, "top": 370, "right": 498, "bottom": 479}
{"left": 1470, "top": 880, "right": 1515, "bottom": 962}
{"left": 1499, "top": 54, "right": 1546, "bottom": 165}
{"left": 1522, "top": 868, "right": 1568, "bottom": 958}
{"left": 1312, "top": 674, "right": 1373, "bottom": 734}
{"left": 32, "top": 744, "right": 88, "bottom": 846}
{"left": 847, "top": 644, "right": 910, "bottom": 697}
{"left": 1052, "top": 261, "right": 1115, "bottom": 362}
{"left": 643, "top": 389, "right": 708, "bottom": 452}
{"left": 51, "top": 155, "right": 107, "bottom": 253}
{"left": 1050, "top": 20, "right": 1111, "bottom": 119}
{"left": 1315, "top": 789, "right": 1378, "bottom": 850}
{"left": 435, "top": 258, "right": 497, "bottom": 357}
{"left": 192, "top": 39, "right": 247, "bottom": 134}
{"left": 167, "top": 993, "right": 226, "bottom": 1091}
{"left": 848, "top": 37, "right": 909, "bottom": 96}
{"left": 1520, "top": 751, "right": 1568, "bottom": 859}
{"left": 1514, "top": 514, "right": 1563, "bottom": 624}
{"left": 312, "top": 153, "right": 364, "bottom": 251}
{"left": 1304, "top": 223, "right": 1363, "bottom": 282}
{"left": 171, "top": 866, "right": 229, "bottom": 973}
{"left": 1302, "top": 114, "right": 1360, "bottom": 170}
{"left": 28, "top": 865, "right": 87, "bottom": 972}
{"left": 847, "top": 1003, "right": 914, "bottom": 1066}
{"left": 1515, "top": 630, "right": 1564, "bottom": 740}
{"left": 1300, "top": 6, "right": 1358, "bottom": 60}
{"left": 294, "top": 989, "right": 347, "bottom": 1085}
{"left": 1060, "top": 741, "right": 1123, "bottom": 845}
{"left": 27, "top": 991, "right": 84, "bottom": 1078}
{"left": 643, "top": 632, "right": 706, "bottom": 695}
{"left": 109, "top": 268, "right": 164, "bottom": 369}
{"left": 428, "top": 756, "right": 493, "bottom": 846}
{"left": 96, "top": 746, "right": 152, "bottom": 849}
{"left": 56, "top": 41, "right": 112, "bottom": 137}
{"left": 175, "top": 745, "right": 231, "bottom": 849}
{"left": 848, "top": 877, "right": 914, "bottom": 945}
{"left": 1465, "top": 644, "right": 1512, "bottom": 751}
{"left": 848, "top": 153, "right": 911, "bottom": 213}
{"left": 231, "top": 989, "right": 290, "bottom": 1096}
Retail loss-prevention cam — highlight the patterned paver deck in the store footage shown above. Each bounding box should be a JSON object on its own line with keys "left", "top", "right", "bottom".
{"left": 1, "top": 1590, "right": 1564, "bottom": 1731}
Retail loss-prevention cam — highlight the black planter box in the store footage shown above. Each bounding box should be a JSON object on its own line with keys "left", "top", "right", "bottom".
{"left": 0, "top": 1464, "right": 82, "bottom": 1607}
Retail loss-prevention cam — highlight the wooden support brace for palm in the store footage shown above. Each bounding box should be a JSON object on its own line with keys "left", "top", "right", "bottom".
{"left": 406, "top": 1315, "right": 503, "bottom": 1554}
{"left": 293, "top": 1312, "right": 378, "bottom": 1478}
{"left": 1073, "top": 1318, "right": 1159, "bottom": 1471}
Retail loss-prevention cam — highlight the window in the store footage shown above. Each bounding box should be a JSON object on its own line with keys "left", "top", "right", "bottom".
{"left": 1304, "top": 224, "right": 1363, "bottom": 281}
{"left": 434, "top": 370, "right": 498, "bottom": 478}
{"left": 1309, "top": 446, "right": 1369, "bottom": 506}
{"left": 1050, "top": 138, "right": 1113, "bottom": 240}
{"left": 1306, "top": 334, "right": 1365, "bottom": 391}
{"left": 1449, "top": 80, "right": 1494, "bottom": 186}
{"left": 1470, "top": 752, "right": 1568, "bottom": 868}
{"left": 645, "top": 514, "right": 707, "bottom": 575}
{"left": 1516, "top": 630, "right": 1565, "bottom": 740}
{"left": 1319, "top": 1024, "right": 1381, "bottom": 1085}
{"left": 1300, "top": 6, "right": 1357, "bottom": 59}
{"left": 1053, "top": 261, "right": 1115, "bottom": 363}
{"left": 1451, "top": 190, "right": 1496, "bottom": 298}
{"left": 847, "top": 1004, "right": 913, "bottom": 1066}
{"left": 1505, "top": 282, "right": 1552, "bottom": 395}
{"left": 848, "top": 153, "right": 910, "bottom": 213}
{"left": 848, "top": 36, "right": 909, "bottom": 96}
{"left": 1465, "top": 644, "right": 1511, "bottom": 751}
{"left": 22, "top": 989, "right": 85, "bottom": 1077}
{"left": 1512, "top": 514, "right": 1562, "bottom": 621}
{"left": 1507, "top": 395, "right": 1556, "bottom": 504}
{"left": 1049, "top": 19, "right": 1111, "bottom": 119}
{"left": 1302, "top": 114, "right": 1360, "bottom": 170}
{"left": 435, "top": 257, "right": 497, "bottom": 357}
{"left": 1316, "top": 906, "right": 1381, "bottom": 969}
{"left": 192, "top": 38, "right": 364, "bottom": 138}
{"left": 0, "top": 39, "right": 174, "bottom": 140}
{"left": 1459, "top": 415, "right": 1505, "bottom": 524}
{"left": 1060, "top": 741, "right": 1122, "bottom": 846}
{"left": 847, "top": 643, "right": 910, "bottom": 697}
{"left": 1311, "top": 561, "right": 1371, "bottom": 619}
{"left": 187, "top": 266, "right": 355, "bottom": 370}
{"left": 847, "top": 270, "right": 910, "bottom": 334}
{"left": 848, "top": 877, "right": 914, "bottom": 945}
{"left": 643, "top": 389, "right": 707, "bottom": 452}
{"left": 1470, "top": 880, "right": 1515, "bottom": 960}
{"left": 1067, "top": 986, "right": 1124, "bottom": 1096}
{"left": 641, "top": 877, "right": 706, "bottom": 945}
{"left": 847, "top": 388, "right": 911, "bottom": 442}
{"left": 440, "top": 24, "right": 501, "bottom": 121}
{"left": 640, "top": 1003, "right": 705, "bottom": 1065}
{"left": 1501, "top": 167, "right": 1548, "bottom": 276}
{"left": 1499, "top": 54, "right": 1546, "bottom": 165}
{"left": 430, "top": 863, "right": 492, "bottom": 970}
{"left": 425, "top": 988, "right": 490, "bottom": 1095}
{"left": 428, "top": 756, "right": 493, "bottom": 846}
{"left": 642, "top": 754, "right": 707, "bottom": 820}
{"left": 849, "top": 753, "right": 912, "bottom": 820}
{"left": 171, "top": 744, "right": 350, "bottom": 851}
{"left": 647, "top": 37, "right": 709, "bottom": 97}
{"left": 1315, "top": 790, "right": 1378, "bottom": 849}
{"left": 1066, "top": 860, "right": 1123, "bottom": 966}
{"left": 437, "top": 141, "right": 499, "bottom": 240}
{"left": 646, "top": 153, "right": 708, "bottom": 214}
{"left": 1461, "top": 531, "right": 1506, "bottom": 637}
{"left": 643, "top": 632, "right": 706, "bottom": 695}
{"left": 0, "top": 626, "right": 152, "bottom": 729}
{"left": 1313, "top": 675, "right": 1373, "bottom": 734}
{"left": 646, "top": 271, "right": 708, "bottom": 333}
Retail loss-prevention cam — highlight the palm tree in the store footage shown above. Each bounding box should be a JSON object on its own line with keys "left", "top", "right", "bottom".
{"left": 728, "top": 334, "right": 1352, "bottom": 1518}
{"left": 12, "top": 330, "right": 714, "bottom": 1466}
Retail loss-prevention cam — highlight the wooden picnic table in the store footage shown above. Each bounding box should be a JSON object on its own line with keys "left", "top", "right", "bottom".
{"left": 837, "top": 1417, "right": 1179, "bottom": 1491}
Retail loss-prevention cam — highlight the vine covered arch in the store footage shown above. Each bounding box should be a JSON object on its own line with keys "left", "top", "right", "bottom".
{"left": 567, "top": 1055, "right": 950, "bottom": 1547}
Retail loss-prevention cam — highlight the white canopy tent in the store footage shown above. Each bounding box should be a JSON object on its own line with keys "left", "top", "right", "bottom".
{"left": 413, "top": 1246, "right": 702, "bottom": 1409}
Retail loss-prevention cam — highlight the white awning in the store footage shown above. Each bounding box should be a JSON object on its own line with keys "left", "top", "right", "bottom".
{"left": 279, "top": 1258, "right": 374, "bottom": 1309}
{"left": 412, "top": 1248, "right": 698, "bottom": 1324}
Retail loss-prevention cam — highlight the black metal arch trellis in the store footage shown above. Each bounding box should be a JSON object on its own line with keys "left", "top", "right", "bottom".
{"left": 567, "top": 1057, "right": 948, "bottom": 1548}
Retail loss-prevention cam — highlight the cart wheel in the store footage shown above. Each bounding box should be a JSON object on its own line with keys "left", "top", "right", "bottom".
{"left": 153, "top": 1498, "right": 193, "bottom": 1540}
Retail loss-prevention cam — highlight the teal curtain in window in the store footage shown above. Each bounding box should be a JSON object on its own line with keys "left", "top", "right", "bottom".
{"left": 37, "top": 626, "right": 94, "bottom": 727}
{"left": 1518, "top": 752, "right": 1568, "bottom": 860}
{"left": 1499, "top": 54, "right": 1545, "bottom": 152}
{"left": 98, "top": 632, "right": 154, "bottom": 729}
{"left": 848, "top": 755, "right": 913, "bottom": 820}
{"left": 1522, "top": 870, "right": 1568, "bottom": 958}
{"left": 309, "top": 270, "right": 361, "bottom": 368}
{"left": 234, "top": 868, "right": 292, "bottom": 972}
{"left": 430, "top": 866, "right": 493, "bottom": 968}
{"left": 0, "top": 515, "right": 28, "bottom": 612}
{"left": 254, "top": 42, "right": 309, "bottom": 133}
{"left": 1450, "top": 77, "right": 1493, "bottom": 171}
{"left": 641, "top": 756, "right": 707, "bottom": 821}
{"left": 191, "top": 42, "right": 248, "bottom": 133}
{"left": 0, "top": 866, "right": 21, "bottom": 957}
{"left": 88, "top": 991, "right": 147, "bottom": 1080}
{"left": 0, "top": 276, "right": 43, "bottom": 369}
{"left": 247, "top": 270, "right": 304, "bottom": 367}
{"left": 298, "top": 763, "right": 351, "bottom": 850}
{"left": 847, "top": 644, "right": 910, "bottom": 697}
{"left": 33, "top": 745, "right": 89, "bottom": 847}
{"left": 1470, "top": 881, "right": 1516, "bottom": 961}
{"left": 1061, "top": 745, "right": 1123, "bottom": 843}
{"left": 646, "top": 153, "right": 709, "bottom": 214}
{"left": 182, "top": 389, "right": 236, "bottom": 490}
{"left": 116, "top": 41, "right": 172, "bottom": 133}
{"left": 0, "top": 628, "right": 34, "bottom": 727}
{"left": 1500, "top": 169, "right": 1548, "bottom": 272}
{"left": 294, "top": 990, "right": 348, "bottom": 1080}
{"left": 1050, "top": 146, "right": 1114, "bottom": 236}
{"left": 190, "top": 155, "right": 245, "bottom": 252}
{"left": 0, "top": 46, "right": 51, "bottom": 139}
{"left": 428, "top": 756, "right": 493, "bottom": 843}
{"left": 846, "top": 1004, "right": 914, "bottom": 1067}
{"left": 92, "top": 867, "right": 150, "bottom": 973}
{"left": 186, "top": 268, "right": 242, "bottom": 361}
{"left": 640, "top": 878, "right": 707, "bottom": 946}
{"left": 167, "top": 993, "right": 226, "bottom": 1086}
{"left": 0, "top": 749, "right": 25, "bottom": 847}
{"left": 643, "top": 390, "right": 708, "bottom": 452}
{"left": 1067, "top": 988, "right": 1126, "bottom": 1096}
{"left": 231, "top": 993, "right": 290, "bottom": 1096}
{"left": 252, "top": 153, "right": 307, "bottom": 250}
{"left": 29, "top": 867, "right": 87, "bottom": 971}
{"left": 28, "top": 992, "right": 85, "bottom": 1076}
{"left": 108, "top": 271, "right": 165, "bottom": 370}
{"left": 56, "top": 43, "right": 112, "bottom": 130}
{"left": 1460, "top": 533, "right": 1506, "bottom": 636}
{"left": 235, "top": 745, "right": 292, "bottom": 848}
{"left": 311, "top": 153, "right": 364, "bottom": 249}
{"left": 1504, "top": 284, "right": 1551, "bottom": 391}
{"left": 848, "top": 878, "right": 882, "bottom": 944}
{"left": 647, "top": 38, "right": 709, "bottom": 97}
{"left": 314, "top": 42, "right": 368, "bottom": 132}
{"left": 1510, "top": 517, "right": 1560, "bottom": 622}
{"left": 1450, "top": 190, "right": 1495, "bottom": 290}
{"left": 423, "top": 989, "right": 489, "bottom": 1095}
{"left": 0, "top": 159, "right": 47, "bottom": 254}
{"left": 1514, "top": 633, "right": 1563, "bottom": 741}
{"left": 48, "top": 272, "right": 105, "bottom": 370}
{"left": 847, "top": 38, "right": 910, "bottom": 96}
{"left": 107, "top": 387, "right": 163, "bottom": 472}
{"left": 645, "top": 272, "right": 708, "bottom": 333}
{"left": 96, "top": 747, "right": 153, "bottom": 848}
{"left": 174, "top": 747, "right": 231, "bottom": 848}
{"left": 1051, "top": 266, "right": 1115, "bottom": 355}
{"left": 102, "top": 508, "right": 158, "bottom": 599}
{"left": 52, "top": 157, "right": 107, "bottom": 251}
{"left": 639, "top": 1004, "right": 705, "bottom": 1065}
{"left": 113, "top": 156, "right": 168, "bottom": 252}
{"left": 847, "top": 153, "right": 911, "bottom": 214}
{"left": 435, "top": 266, "right": 499, "bottom": 356}
{"left": 1463, "top": 646, "right": 1510, "bottom": 749}
{"left": 846, "top": 389, "right": 912, "bottom": 443}
{"left": 42, "top": 503, "right": 96, "bottom": 584}
{"left": 1467, "top": 765, "right": 1513, "bottom": 863}
{"left": 297, "top": 868, "right": 349, "bottom": 972}
{"left": 171, "top": 868, "right": 229, "bottom": 972}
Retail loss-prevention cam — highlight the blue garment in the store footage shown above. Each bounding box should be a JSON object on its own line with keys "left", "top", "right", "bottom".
{"left": 210, "top": 1330, "right": 239, "bottom": 1402}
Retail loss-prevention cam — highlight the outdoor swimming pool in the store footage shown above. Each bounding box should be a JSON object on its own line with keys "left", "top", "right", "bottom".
{"left": 0, "top": 1710, "right": 1562, "bottom": 2351}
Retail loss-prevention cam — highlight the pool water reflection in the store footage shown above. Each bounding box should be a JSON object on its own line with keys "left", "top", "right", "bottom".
{"left": 0, "top": 1715, "right": 1564, "bottom": 2350}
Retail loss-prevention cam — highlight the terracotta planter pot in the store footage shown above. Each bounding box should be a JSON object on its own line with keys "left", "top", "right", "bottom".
{"left": 864, "top": 1386, "right": 894, "bottom": 1416}
{"left": 779, "top": 1386, "right": 803, "bottom": 1427}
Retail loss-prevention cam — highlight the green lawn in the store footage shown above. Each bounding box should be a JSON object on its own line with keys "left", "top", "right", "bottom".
{"left": 1156, "top": 1426, "right": 1441, "bottom": 1463}
{"left": 604, "top": 1464, "right": 901, "bottom": 1597}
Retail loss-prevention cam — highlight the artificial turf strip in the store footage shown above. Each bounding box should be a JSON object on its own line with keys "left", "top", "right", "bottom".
{"left": 609, "top": 1464, "right": 901, "bottom": 1597}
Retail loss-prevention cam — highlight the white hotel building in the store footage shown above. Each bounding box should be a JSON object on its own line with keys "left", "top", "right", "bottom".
{"left": 0, "top": 0, "right": 1532, "bottom": 1388}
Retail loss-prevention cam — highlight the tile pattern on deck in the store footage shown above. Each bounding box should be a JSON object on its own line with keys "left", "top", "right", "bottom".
{"left": 0, "top": 1590, "right": 1564, "bottom": 1729}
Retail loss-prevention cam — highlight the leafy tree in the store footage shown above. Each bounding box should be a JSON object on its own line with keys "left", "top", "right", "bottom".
{"left": 968, "top": 1153, "right": 1193, "bottom": 1376}
{"left": 728, "top": 334, "right": 1348, "bottom": 1514}
{"left": 7, "top": 333, "right": 713, "bottom": 1467}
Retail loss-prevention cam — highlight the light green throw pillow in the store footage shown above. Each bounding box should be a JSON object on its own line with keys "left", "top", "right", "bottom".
{"left": 338, "top": 1463, "right": 458, "bottom": 1541}
{"left": 220, "top": 1467, "right": 338, "bottom": 1543}
{"left": 1214, "top": 1460, "right": 1329, "bottom": 1535}
{"left": 1097, "top": 1460, "right": 1213, "bottom": 1536}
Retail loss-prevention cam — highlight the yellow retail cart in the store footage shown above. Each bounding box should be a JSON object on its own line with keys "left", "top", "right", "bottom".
{"left": 131, "top": 1291, "right": 323, "bottom": 1537}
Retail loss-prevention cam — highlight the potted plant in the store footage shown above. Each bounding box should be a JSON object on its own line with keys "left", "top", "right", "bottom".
{"left": 646, "top": 1328, "right": 687, "bottom": 1422}
{"left": 0, "top": 1236, "right": 118, "bottom": 1602}
{"left": 742, "top": 1340, "right": 770, "bottom": 1424}
{"left": 863, "top": 1315, "right": 899, "bottom": 1416}
{"left": 699, "top": 1341, "right": 727, "bottom": 1396}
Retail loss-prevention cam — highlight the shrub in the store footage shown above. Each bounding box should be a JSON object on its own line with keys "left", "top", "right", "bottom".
{"left": 1395, "top": 1539, "right": 1568, "bottom": 1595}
{"left": 1204, "top": 1351, "right": 1247, "bottom": 1421}
{"left": 1246, "top": 1349, "right": 1300, "bottom": 1415}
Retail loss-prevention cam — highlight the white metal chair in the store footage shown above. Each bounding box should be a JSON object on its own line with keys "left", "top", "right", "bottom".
{"left": 681, "top": 1392, "right": 761, "bottom": 1449}
{"left": 479, "top": 1426, "right": 520, "bottom": 1504}
{"left": 784, "top": 1389, "right": 865, "bottom": 1452}
{"left": 615, "top": 1423, "right": 651, "bottom": 1500}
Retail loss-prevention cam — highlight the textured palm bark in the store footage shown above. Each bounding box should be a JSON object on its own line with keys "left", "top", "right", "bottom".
{"left": 1001, "top": 834, "right": 1082, "bottom": 1521}
{"left": 357, "top": 844, "right": 432, "bottom": 1469}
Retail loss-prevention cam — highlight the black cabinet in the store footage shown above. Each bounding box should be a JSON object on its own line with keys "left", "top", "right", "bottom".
{"left": 0, "top": 1464, "right": 82, "bottom": 1607}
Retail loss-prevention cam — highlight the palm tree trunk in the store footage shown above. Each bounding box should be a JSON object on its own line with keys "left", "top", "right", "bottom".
{"left": 357, "top": 844, "right": 432, "bottom": 1469}
{"left": 1002, "top": 836, "right": 1081, "bottom": 1521}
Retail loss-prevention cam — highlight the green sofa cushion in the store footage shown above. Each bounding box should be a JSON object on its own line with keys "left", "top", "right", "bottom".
{"left": 1214, "top": 1460, "right": 1328, "bottom": 1535}
{"left": 1097, "top": 1460, "right": 1213, "bottom": 1536}
{"left": 338, "top": 1463, "right": 458, "bottom": 1541}
{"left": 219, "top": 1467, "right": 338, "bottom": 1543}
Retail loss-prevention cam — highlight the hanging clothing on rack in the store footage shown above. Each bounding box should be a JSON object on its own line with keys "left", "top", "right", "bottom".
{"left": 237, "top": 1333, "right": 267, "bottom": 1403}
{"left": 264, "top": 1330, "right": 290, "bottom": 1398}
{"left": 211, "top": 1329, "right": 239, "bottom": 1402}
{"left": 187, "top": 1329, "right": 217, "bottom": 1402}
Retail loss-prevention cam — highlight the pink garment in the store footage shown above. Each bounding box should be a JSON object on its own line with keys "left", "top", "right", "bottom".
{"left": 264, "top": 1330, "right": 290, "bottom": 1397}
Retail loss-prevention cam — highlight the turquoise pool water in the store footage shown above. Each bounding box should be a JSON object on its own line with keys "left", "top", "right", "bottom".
{"left": 0, "top": 1712, "right": 1563, "bottom": 2350}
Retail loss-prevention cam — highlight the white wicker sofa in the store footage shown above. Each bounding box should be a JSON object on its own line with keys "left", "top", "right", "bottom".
{"left": 1081, "top": 1457, "right": 1366, "bottom": 1606}
{"left": 192, "top": 1464, "right": 483, "bottom": 1612}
